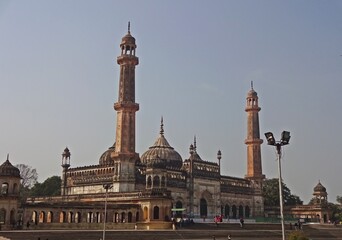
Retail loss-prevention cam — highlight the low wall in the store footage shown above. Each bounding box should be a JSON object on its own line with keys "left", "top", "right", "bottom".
{"left": 27, "top": 221, "right": 172, "bottom": 230}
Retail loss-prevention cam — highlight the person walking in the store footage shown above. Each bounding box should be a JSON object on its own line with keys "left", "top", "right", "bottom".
{"left": 239, "top": 217, "right": 244, "bottom": 228}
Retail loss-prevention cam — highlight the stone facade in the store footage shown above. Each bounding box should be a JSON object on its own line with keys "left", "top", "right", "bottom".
{"left": 20, "top": 25, "right": 266, "bottom": 228}
{"left": 0, "top": 156, "right": 21, "bottom": 230}
{"left": 288, "top": 181, "right": 331, "bottom": 223}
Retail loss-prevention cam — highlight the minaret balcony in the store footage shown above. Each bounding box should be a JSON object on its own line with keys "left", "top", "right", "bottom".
{"left": 114, "top": 102, "right": 139, "bottom": 111}
{"left": 245, "top": 106, "right": 261, "bottom": 111}
{"left": 117, "top": 55, "right": 139, "bottom": 65}
{"left": 244, "top": 138, "right": 263, "bottom": 144}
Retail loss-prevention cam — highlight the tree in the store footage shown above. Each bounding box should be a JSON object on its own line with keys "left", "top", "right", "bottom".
{"left": 15, "top": 164, "right": 38, "bottom": 204}
{"left": 15, "top": 164, "right": 38, "bottom": 189}
{"left": 262, "top": 178, "right": 303, "bottom": 206}
{"left": 337, "top": 196, "right": 342, "bottom": 205}
{"left": 30, "top": 176, "right": 61, "bottom": 197}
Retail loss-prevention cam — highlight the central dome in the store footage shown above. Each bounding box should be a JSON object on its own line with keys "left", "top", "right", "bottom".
{"left": 140, "top": 119, "right": 182, "bottom": 167}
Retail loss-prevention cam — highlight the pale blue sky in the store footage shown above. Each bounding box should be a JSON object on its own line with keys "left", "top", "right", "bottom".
{"left": 0, "top": 0, "right": 341, "bottom": 203}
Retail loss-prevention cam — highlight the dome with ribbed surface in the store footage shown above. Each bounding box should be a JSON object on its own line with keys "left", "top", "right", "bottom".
{"left": 99, "top": 143, "right": 115, "bottom": 165}
{"left": 314, "top": 181, "right": 326, "bottom": 193}
{"left": 140, "top": 119, "right": 182, "bottom": 167}
{"left": 0, "top": 156, "right": 20, "bottom": 177}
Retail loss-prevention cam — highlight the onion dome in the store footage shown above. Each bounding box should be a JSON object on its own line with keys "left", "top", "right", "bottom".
{"left": 0, "top": 154, "right": 20, "bottom": 177}
{"left": 140, "top": 118, "right": 182, "bottom": 168}
{"left": 99, "top": 143, "right": 115, "bottom": 165}
{"left": 314, "top": 181, "right": 327, "bottom": 193}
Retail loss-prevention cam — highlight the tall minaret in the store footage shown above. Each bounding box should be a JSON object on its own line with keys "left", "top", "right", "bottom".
{"left": 111, "top": 23, "right": 139, "bottom": 192}
{"left": 61, "top": 147, "right": 71, "bottom": 196}
{"left": 245, "top": 82, "right": 265, "bottom": 180}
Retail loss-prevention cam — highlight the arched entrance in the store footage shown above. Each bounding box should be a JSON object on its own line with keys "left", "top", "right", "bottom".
{"left": 232, "top": 205, "right": 237, "bottom": 219}
{"left": 200, "top": 198, "right": 207, "bottom": 218}
{"left": 224, "top": 204, "right": 230, "bottom": 217}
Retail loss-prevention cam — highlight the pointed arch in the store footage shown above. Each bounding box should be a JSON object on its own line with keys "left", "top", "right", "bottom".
{"left": 39, "top": 211, "right": 45, "bottom": 223}
{"left": 68, "top": 211, "right": 73, "bottom": 223}
{"left": 143, "top": 207, "right": 148, "bottom": 221}
{"left": 147, "top": 176, "right": 152, "bottom": 188}
{"left": 59, "top": 211, "right": 66, "bottom": 223}
{"left": 153, "top": 206, "right": 159, "bottom": 220}
{"left": 1, "top": 182, "right": 8, "bottom": 195}
{"left": 200, "top": 198, "right": 208, "bottom": 217}
{"left": 0, "top": 208, "right": 6, "bottom": 224}
{"left": 121, "top": 212, "right": 126, "bottom": 223}
{"left": 75, "top": 212, "right": 81, "bottom": 223}
{"left": 10, "top": 209, "right": 16, "bottom": 225}
{"left": 47, "top": 211, "right": 53, "bottom": 223}
{"left": 238, "top": 205, "right": 243, "bottom": 218}
{"left": 224, "top": 204, "right": 230, "bottom": 217}
{"left": 245, "top": 206, "right": 250, "bottom": 218}
{"left": 153, "top": 176, "right": 160, "bottom": 188}
{"left": 128, "top": 212, "right": 132, "bottom": 223}
{"left": 232, "top": 205, "right": 237, "bottom": 219}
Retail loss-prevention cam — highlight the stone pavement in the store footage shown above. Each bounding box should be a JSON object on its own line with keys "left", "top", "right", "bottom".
{"left": 0, "top": 223, "right": 341, "bottom": 240}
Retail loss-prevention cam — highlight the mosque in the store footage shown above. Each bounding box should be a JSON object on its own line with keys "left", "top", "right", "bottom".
{"left": 1, "top": 25, "right": 268, "bottom": 229}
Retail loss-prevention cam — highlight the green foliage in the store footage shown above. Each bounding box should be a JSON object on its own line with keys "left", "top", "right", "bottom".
{"left": 327, "top": 202, "right": 342, "bottom": 222}
{"left": 30, "top": 176, "right": 61, "bottom": 197}
{"left": 337, "top": 196, "right": 342, "bottom": 205}
{"left": 263, "top": 178, "right": 303, "bottom": 206}
{"left": 288, "top": 231, "right": 309, "bottom": 240}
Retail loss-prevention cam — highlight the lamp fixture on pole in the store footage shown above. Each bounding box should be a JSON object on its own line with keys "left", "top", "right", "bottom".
{"left": 264, "top": 131, "right": 291, "bottom": 240}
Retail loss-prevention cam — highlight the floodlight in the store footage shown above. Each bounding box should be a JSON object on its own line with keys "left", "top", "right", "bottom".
{"left": 281, "top": 131, "right": 291, "bottom": 145}
{"left": 264, "top": 132, "right": 275, "bottom": 145}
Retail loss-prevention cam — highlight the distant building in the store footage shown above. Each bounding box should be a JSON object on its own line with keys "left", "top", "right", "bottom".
{"left": 0, "top": 155, "right": 21, "bottom": 230}
{"left": 13, "top": 25, "right": 265, "bottom": 228}
{"left": 288, "top": 181, "right": 331, "bottom": 223}
{"left": 265, "top": 181, "right": 331, "bottom": 223}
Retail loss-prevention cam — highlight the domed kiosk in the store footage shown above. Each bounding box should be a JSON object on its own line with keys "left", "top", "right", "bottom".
{"left": 0, "top": 154, "right": 21, "bottom": 229}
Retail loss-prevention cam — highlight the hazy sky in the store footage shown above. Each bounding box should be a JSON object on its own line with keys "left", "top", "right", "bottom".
{"left": 0, "top": 0, "right": 341, "bottom": 204}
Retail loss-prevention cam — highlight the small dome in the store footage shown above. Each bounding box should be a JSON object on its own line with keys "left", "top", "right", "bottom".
{"left": 0, "top": 157, "right": 20, "bottom": 178}
{"left": 140, "top": 119, "right": 182, "bottom": 168}
{"left": 120, "top": 22, "right": 136, "bottom": 47}
{"left": 99, "top": 143, "right": 115, "bottom": 165}
{"left": 314, "top": 181, "right": 326, "bottom": 193}
{"left": 62, "top": 147, "right": 71, "bottom": 159}
{"left": 121, "top": 32, "right": 136, "bottom": 46}
{"left": 247, "top": 88, "right": 258, "bottom": 98}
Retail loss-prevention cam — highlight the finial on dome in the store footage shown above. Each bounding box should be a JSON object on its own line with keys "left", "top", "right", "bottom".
{"left": 194, "top": 135, "right": 197, "bottom": 152}
{"left": 128, "top": 21, "right": 131, "bottom": 34}
{"left": 6, "top": 153, "right": 9, "bottom": 161}
{"left": 251, "top": 81, "right": 254, "bottom": 90}
{"left": 189, "top": 144, "right": 194, "bottom": 155}
{"left": 160, "top": 116, "right": 164, "bottom": 135}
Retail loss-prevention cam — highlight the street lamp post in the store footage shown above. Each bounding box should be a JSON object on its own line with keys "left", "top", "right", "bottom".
{"left": 264, "top": 131, "right": 291, "bottom": 240}
{"left": 102, "top": 183, "right": 113, "bottom": 240}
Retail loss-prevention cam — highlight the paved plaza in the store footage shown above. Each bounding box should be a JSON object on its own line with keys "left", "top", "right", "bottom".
{"left": 0, "top": 223, "right": 342, "bottom": 240}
